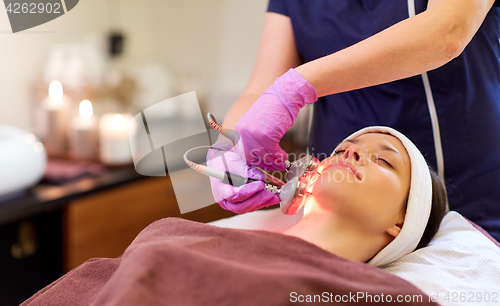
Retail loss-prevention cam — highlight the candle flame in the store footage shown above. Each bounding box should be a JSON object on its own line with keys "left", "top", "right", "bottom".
{"left": 48, "top": 81, "right": 63, "bottom": 100}
{"left": 111, "top": 114, "right": 125, "bottom": 130}
{"left": 79, "top": 100, "right": 93, "bottom": 119}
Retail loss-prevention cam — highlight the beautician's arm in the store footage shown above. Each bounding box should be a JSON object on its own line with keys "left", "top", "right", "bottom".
{"left": 223, "top": 0, "right": 495, "bottom": 130}
{"left": 296, "top": 0, "right": 496, "bottom": 97}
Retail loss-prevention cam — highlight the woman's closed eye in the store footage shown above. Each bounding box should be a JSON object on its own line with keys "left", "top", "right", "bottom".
{"left": 377, "top": 157, "right": 393, "bottom": 168}
{"left": 333, "top": 149, "right": 345, "bottom": 155}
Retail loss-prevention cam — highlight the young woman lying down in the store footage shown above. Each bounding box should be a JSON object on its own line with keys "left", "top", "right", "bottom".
{"left": 22, "top": 126, "right": 447, "bottom": 306}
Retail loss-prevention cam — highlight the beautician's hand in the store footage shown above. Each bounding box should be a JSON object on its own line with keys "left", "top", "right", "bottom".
{"left": 207, "top": 141, "right": 280, "bottom": 214}
{"left": 236, "top": 68, "right": 317, "bottom": 171}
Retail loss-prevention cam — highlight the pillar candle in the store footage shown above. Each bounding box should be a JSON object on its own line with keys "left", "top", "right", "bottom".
{"left": 41, "top": 81, "right": 69, "bottom": 155}
{"left": 98, "top": 113, "right": 133, "bottom": 165}
{"left": 69, "top": 100, "right": 98, "bottom": 160}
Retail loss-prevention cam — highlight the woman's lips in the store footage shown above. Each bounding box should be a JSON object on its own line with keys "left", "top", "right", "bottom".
{"left": 324, "top": 160, "right": 362, "bottom": 181}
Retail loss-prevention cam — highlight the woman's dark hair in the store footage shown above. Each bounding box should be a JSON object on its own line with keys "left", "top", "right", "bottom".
{"left": 414, "top": 165, "right": 448, "bottom": 250}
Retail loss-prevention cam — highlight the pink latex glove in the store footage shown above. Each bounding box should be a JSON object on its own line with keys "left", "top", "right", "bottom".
{"left": 207, "top": 141, "right": 280, "bottom": 214}
{"left": 236, "top": 69, "right": 317, "bottom": 171}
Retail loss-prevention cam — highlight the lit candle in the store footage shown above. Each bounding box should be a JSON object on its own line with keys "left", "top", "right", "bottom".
{"left": 69, "top": 100, "right": 98, "bottom": 160}
{"left": 41, "top": 80, "right": 69, "bottom": 155}
{"left": 99, "top": 113, "right": 133, "bottom": 165}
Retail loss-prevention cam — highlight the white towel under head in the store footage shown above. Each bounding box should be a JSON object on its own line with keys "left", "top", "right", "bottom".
{"left": 332, "top": 126, "right": 433, "bottom": 267}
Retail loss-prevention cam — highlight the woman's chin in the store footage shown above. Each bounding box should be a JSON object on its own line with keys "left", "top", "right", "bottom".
{"left": 311, "top": 183, "right": 352, "bottom": 211}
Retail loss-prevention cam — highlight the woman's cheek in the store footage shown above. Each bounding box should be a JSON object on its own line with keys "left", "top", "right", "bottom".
{"left": 377, "top": 173, "right": 405, "bottom": 205}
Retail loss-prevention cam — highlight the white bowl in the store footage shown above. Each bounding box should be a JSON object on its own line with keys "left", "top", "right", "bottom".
{"left": 0, "top": 125, "right": 47, "bottom": 199}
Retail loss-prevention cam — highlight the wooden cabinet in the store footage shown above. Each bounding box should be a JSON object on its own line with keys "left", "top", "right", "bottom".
{"left": 64, "top": 176, "right": 236, "bottom": 271}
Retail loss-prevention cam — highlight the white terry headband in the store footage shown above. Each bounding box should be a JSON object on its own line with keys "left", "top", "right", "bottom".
{"left": 332, "top": 126, "right": 432, "bottom": 267}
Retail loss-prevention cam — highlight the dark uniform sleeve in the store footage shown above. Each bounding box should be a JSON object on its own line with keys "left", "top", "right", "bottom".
{"left": 267, "top": 0, "right": 289, "bottom": 16}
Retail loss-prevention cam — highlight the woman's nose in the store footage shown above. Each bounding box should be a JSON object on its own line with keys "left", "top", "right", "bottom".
{"left": 343, "top": 146, "right": 361, "bottom": 163}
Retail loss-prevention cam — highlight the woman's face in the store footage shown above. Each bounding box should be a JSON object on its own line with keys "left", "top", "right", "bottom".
{"left": 307, "top": 132, "right": 411, "bottom": 236}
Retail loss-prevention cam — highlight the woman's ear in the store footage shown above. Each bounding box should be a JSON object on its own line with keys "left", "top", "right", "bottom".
{"left": 387, "top": 222, "right": 403, "bottom": 238}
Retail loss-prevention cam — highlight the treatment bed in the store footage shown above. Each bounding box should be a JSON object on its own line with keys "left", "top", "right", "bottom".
{"left": 21, "top": 209, "right": 500, "bottom": 306}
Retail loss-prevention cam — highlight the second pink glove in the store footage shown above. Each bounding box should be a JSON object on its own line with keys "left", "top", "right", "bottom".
{"left": 207, "top": 141, "right": 280, "bottom": 214}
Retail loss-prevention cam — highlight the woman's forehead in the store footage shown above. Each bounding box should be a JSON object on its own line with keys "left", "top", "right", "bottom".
{"left": 356, "top": 132, "right": 399, "bottom": 142}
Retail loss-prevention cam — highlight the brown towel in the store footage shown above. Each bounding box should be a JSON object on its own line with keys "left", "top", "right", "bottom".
{"left": 22, "top": 218, "right": 440, "bottom": 306}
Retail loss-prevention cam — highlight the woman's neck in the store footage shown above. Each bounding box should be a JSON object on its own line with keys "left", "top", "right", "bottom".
{"left": 283, "top": 198, "right": 390, "bottom": 262}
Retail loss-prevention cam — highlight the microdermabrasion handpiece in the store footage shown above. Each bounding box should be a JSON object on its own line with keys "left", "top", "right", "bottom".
{"left": 279, "top": 155, "right": 320, "bottom": 215}
{"left": 204, "top": 113, "right": 321, "bottom": 215}
{"left": 185, "top": 113, "right": 321, "bottom": 214}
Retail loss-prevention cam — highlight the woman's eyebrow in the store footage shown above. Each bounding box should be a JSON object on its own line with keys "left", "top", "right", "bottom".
{"left": 345, "top": 138, "right": 406, "bottom": 165}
